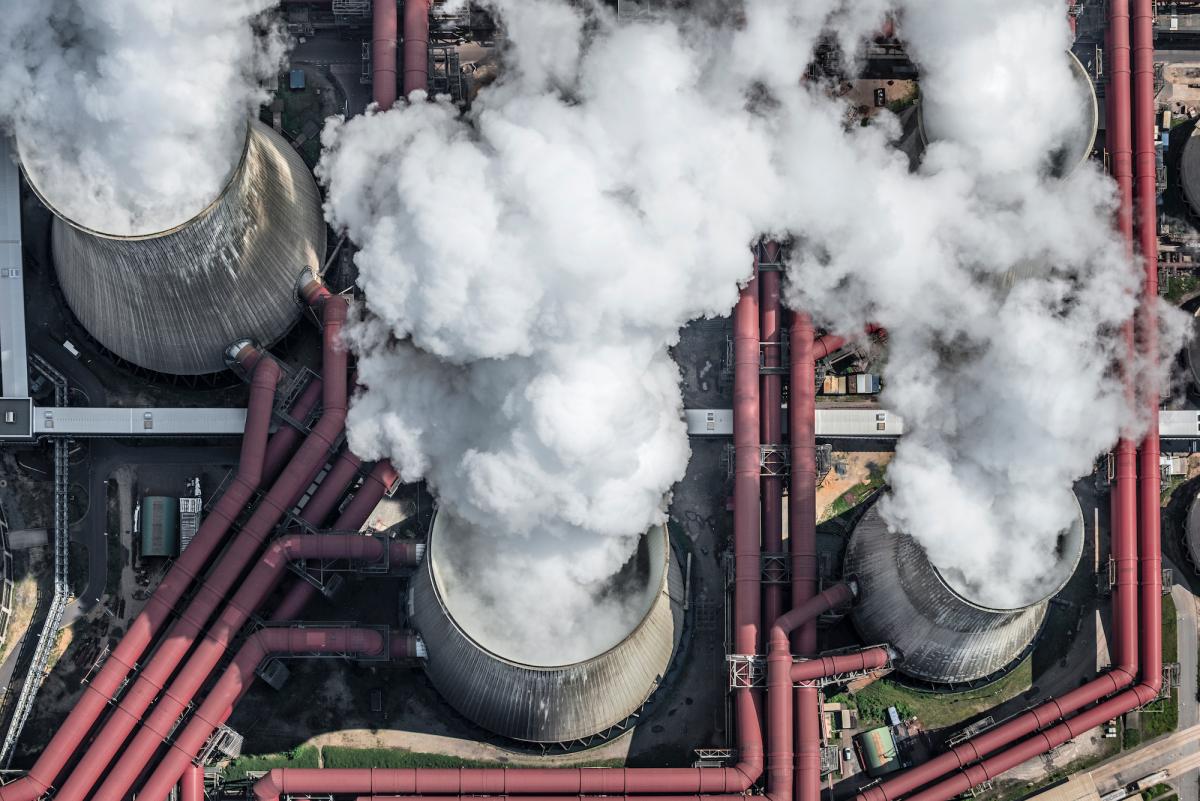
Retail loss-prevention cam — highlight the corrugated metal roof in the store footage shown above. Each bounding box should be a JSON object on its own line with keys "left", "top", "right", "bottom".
{"left": 410, "top": 514, "right": 684, "bottom": 743}
{"left": 844, "top": 501, "right": 1082, "bottom": 685}
{"left": 33, "top": 407, "right": 246, "bottom": 436}
{"left": 34, "top": 120, "right": 325, "bottom": 375}
{"left": 685, "top": 408, "right": 905, "bottom": 438}
{"left": 0, "top": 137, "right": 27, "bottom": 398}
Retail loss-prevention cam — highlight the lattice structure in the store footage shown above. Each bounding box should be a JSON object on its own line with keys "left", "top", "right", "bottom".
{"left": 728, "top": 654, "right": 765, "bottom": 689}
{"left": 948, "top": 716, "right": 995, "bottom": 747}
{"left": 693, "top": 748, "right": 735, "bottom": 768}
{"left": 198, "top": 724, "right": 244, "bottom": 765}
{"left": 332, "top": 0, "right": 371, "bottom": 17}
{"left": 0, "top": 435, "right": 70, "bottom": 765}
{"left": 762, "top": 552, "right": 789, "bottom": 585}
{"left": 761, "top": 444, "right": 789, "bottom": 477}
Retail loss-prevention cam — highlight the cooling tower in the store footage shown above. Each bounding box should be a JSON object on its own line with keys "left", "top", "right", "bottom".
{"left": 409, "top": 512, "right": 685, "bottom": 744}
{"left": 1185, "top": 489, "right": 1200, "bottom": 569}
{"left": 24, "top": 119, "right": 325, "bottom": 375}
{"left": 919, "top": 51, "right": 1098, "bottom": 178}
{"left": 843, "top": 500, "right": 1084, "bottom": 686}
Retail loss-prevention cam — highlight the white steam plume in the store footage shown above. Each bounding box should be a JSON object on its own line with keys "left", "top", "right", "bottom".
{"left": 0, "top": 0, "right": 287, "bottom": 235}
{"left": 321, "top": 0, "right": 1184, "bottom": 652}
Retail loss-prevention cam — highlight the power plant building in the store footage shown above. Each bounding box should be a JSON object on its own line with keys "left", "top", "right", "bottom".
{"left": 844, "top": 501, "right": 1084, "bottom": 686}
{"left": 409, "top": 512, "right": 685, "bottom": 744}
{"left": 24, "top": 119, "right": 326, "bottom": 375}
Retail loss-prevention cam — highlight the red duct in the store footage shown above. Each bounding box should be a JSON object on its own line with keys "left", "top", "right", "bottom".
{"left": 857, "top": 4, "right": 1161, "bottom": 799}
{"left": 790, "top": 648, "right": 890, "bottom": 683}
{"left": 300, "top": 447, "right": 365, "bottom": 528}
{"left": 759, "top": 243, "right": 785, "bottom": 632}
{"left": 180, "top": 764, "right": 204, "bottom": 801}
{"left": 53, "top": 288, "right": 349, "bottom": 801}
{"left": 403, "top": 0, "right": 431, "bottom": 98}
{"left": 94, "top": 535, "right": 419, "bottom": 801}
{"left": 262, "top": 376, "right": 324, "bottom": 483}
{"left": 249, "top": 589, "right": 856, "bottom": 801}
{"left": 812, "top": 325, "right": 885, "bottom": 361}
{"left": 270, "top": 459, "right": 401, "bottom": 621}
{"left": 137, "top": 627, "right": 420, "bottom": 801}
{"left": 1132, "top": 0, "right": 1163, "bottom": 691}
{"left": 373, "top": 0, "right": 399, "bottom": 110}
{"left": 0, "top": 355, "right": 281, "bottom": 801}
{"left": 788, "top": 312, "right": 821, "bottom": 801}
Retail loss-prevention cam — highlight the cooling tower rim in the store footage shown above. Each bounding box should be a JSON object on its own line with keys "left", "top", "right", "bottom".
{"left": 18, "top": 119, "right": 253, "bottom": 242}
{"left": 917, "top": 50, "right": 1097, "bottom": 177}
{"left": 423, "top": 510, "right": 671, "bottom": 671}
{"left": 921, "top": 499, "right": 1085, "bottom": 613}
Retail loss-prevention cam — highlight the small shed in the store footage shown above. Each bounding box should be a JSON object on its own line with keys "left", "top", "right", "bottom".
{"left": 289, "top": 69, "right": 306, "bottom": 91}
{"left": 140, "top": 496, "right": 179, "bottom": 558}
{"left": 857, "top": 726, "right": 901, "bottom": 778}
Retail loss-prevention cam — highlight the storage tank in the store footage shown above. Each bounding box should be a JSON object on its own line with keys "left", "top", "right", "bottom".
{"left": 918, "top": 51, "right": 1098, "bottom": 178}
{"left": 408, "top": 511, "right": 685, "bottom": 744}
{"left": 843, "top": 499, "right": 1084, "bottom": 686}
{"left": 23, "top": 119, "right": 326, "bottom": 375}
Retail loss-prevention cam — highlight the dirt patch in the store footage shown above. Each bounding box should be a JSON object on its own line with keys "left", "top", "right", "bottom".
{"left": 817, "top": 452, "right": 892, "bottom": 523}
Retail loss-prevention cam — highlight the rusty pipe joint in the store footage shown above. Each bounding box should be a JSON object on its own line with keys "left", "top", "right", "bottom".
{"left": 226, "top": 339, "right": 263, "bottom": 371}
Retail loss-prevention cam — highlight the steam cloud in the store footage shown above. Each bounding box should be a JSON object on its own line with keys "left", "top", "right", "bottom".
{"left": 0, "top": 0, "right": 286, "bottom": 235}
{"left": 322, "top": 0, "right": 1185, "bottom": 653}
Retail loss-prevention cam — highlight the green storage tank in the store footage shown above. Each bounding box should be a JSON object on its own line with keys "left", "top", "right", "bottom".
{"left": 141, "top": 496, "right": 179, "bottom": 558}
{"left": 857, "top": 726, "right": 901, "bottom": 778}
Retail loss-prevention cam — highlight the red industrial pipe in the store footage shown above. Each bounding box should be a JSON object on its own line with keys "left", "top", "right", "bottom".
{"left": 788, "top": 312, "right": 821, "bottom": 801}
{"left": 403, "top": 0, "right": 431, "bottom": 98}
{"left": 1132, "top": 0, "right": 1164, "bottom": 691}
{"left": 858, "top": 5, "right": 1160, "bottom": 799}
{"left": 137, "top": 627, "right": 421, "bottom": 801}
{"left": 302, "top": 447, "right": 365, "bottom": 527}
{"left": 262, "top": 376, "right": 324, "bottom": 483}
{"left": 811, "top": 325, "right": 885, "bottom": 362}
{"left": 373, "top": 0, "right": 399, "bottom": 109}
{"left": 180, "top": 764, "right": 204, "bottom": 801}
{"left": 790, "top": 647, "right": 890, "bottom": 684}
{"left": 94, "top": 535, "right": 420, "bottom": 801}
{"left": 270, "top": 459, "right": 401, "bottom": 621}
{"left": 54, "top": 288, "right": 349, "bottom": 801}
{"left": 759, "top": 243, "right": 785, "bottom": 633}
{"left": 249, "top": 588, "right": 857, "bottom": 801}
{"left": 734, "top": 267, "right": 763, "bottom": 658}
{"left": 0, "top": 355, "right": 281, "bottom": 801}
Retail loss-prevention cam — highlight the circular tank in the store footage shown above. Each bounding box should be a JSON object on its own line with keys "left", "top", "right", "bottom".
{"left": 843, "top": 500, "right": 1084, "bottom": 686}
{"left": 1184, "top": 489, "right": 1200, "bottom": 569}
{"left": 409, "top": 511, "right": 685, "bottom": 744}
{"left": 24, "top": 119, "right": 326, "bottom": 375}
{"left": 919, "top": 51, "right": 1098, "bottom": 178}
{"left": 1180, "top": 125, "right": 1200, "bottom": 220}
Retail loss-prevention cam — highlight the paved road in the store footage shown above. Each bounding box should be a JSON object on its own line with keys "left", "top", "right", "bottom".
{"left": 67, "top": 442, "right": 240, "bottom": 621}
{"left": 1170, "top": 569, "right": 1199, "bottom": 801}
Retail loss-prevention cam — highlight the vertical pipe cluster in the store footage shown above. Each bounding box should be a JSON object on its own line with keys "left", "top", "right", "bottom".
{"left": 54, "top": 289, "right": 350, "bottom": 801}
{"left": 373, "top": 0, "right": 399, "bottom": 110}
{"left": 0, "top": 355, "right": 281, "bottom": 801}
{"left": 403, "top": 0, "right": 432, "bottom": 98}
{"left": 759, "top": 243, "right": 784, "bottom": 632}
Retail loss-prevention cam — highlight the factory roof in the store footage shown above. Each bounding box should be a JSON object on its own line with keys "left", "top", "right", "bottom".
{"left": 33, "top": 407, "right": 246, "bottom": 436}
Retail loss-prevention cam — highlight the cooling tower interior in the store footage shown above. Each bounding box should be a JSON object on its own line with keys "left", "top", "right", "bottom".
{"left": 918, "top": 50, "right": 1098, "bottom": 178}
{"left": 844, "top": 500, "right": 1084, "bottom": 686}
{"left": 409, "top": 511, "right": 685, "bottom": 744}
{"left": 23, "top": 119, "right": 326, "bottom": 375}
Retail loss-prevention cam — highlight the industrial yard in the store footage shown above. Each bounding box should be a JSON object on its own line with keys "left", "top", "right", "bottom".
{"left": 0, "top": 1, "right": 1196, "bottom": 801}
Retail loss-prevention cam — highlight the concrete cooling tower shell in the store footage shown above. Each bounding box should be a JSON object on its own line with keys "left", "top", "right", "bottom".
{"left": 844, "top": 501, "right": 1084, "bottom": 686}
{"left": 1184, "top": 489, "right": 1200, "bottom": 569}
{"left": 918, "top": 51, "right": 1098, "bottom": 178}
{"left": 27, "top": 120, "right": 325, "bottom": 375}
{"left": 409, "top": 512, "right": 685, "bottom": 744}
{"left": 1181, "top": 125, "right": 1200, "bottom": 220}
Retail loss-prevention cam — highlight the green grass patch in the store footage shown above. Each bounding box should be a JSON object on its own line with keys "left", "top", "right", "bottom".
{"left": 824, "top": 464, "right": 887, "bottom": 522}
{"left": 1144, "top": 783, "right": 1174, "bottom": 800}
{"left": 321, "top": 747, "right": 624, "bottom": 770}
{"left": 836, "top": 657, "right": 1032, "bottom": 730}
{"left": 1123, "top": 596, "right": 1180, "bottom": 745}
{"left": 223, "top": 746, "right": 319, "bottom": 781}
{"left": 1165, "top": 273, "right": 1200, "bottom": 303}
